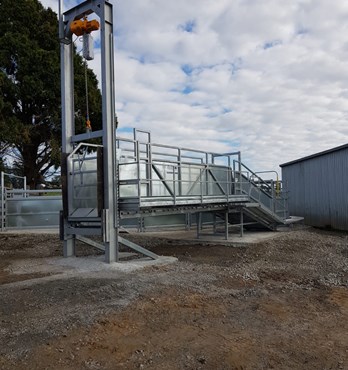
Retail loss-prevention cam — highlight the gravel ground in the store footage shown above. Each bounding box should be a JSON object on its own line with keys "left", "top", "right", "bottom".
{"left": 1, "top": 227, "right": 348, "bottom": 369}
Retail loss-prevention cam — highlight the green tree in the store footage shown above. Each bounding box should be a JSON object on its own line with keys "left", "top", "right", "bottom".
{"left": 0, "top": 158, "right": 6, "bottom": 174}
{"left": 0, "top": 0, "right": 102, "bottom": 189}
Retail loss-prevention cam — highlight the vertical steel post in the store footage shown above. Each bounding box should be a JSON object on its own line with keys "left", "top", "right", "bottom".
{"left": 148, "top": 139, "right": 153, "bottom": 197}
{"left": 238, "top": 152, "right": 242, "bottom": 172}
{"left": 1, "top": 172, "right": 4, "bottom": 232}
{"left": 136, "top": 140, "right": 141, "bottom": 200}
{"left": 238, "top": 152, "right": 242, "bottom": 195}
{"left": 173, "top": 165, "right": 176, "bottom": 205}
{"left": 205, "top": 153, "right": 209, "bottom": 196}
{"left": 213, "top": 213, "right": 217, "bottom": 235}
{"left": 240, "top": 210, "right": 244, "bottom": 237}
{"left": 58, "top": 0, "right": 64, "bottom": 39}
{"left": 196, "top": 212, "right": 201, "bottom": 239}
{"left": 100, "top": 2, "right": 118, "bottom": 262}
{"left": 178, "top": 148, "right": 182, "bottom": 197}
{"left": 200, "top": 169, "right": 203, "bottom": 203}
{"left": 186, "top": 213, "right": 191, "bottom": 231}
{"left": 60, "top": 35, "right": 76, "bottom": 257}
{"left": 271, "top": 179, "right": 275, "bottom": 213}
{"left": 227, "top": 156, "right": 230, "bottom": 200}
{"left": 225, "top": 209, "right": 229, "bottom": 240}
{"left": 23, "top": 176, "right": 27, "bottom": 198}
{"left": 233, "top": 160, "right": 236, "bottom": 195}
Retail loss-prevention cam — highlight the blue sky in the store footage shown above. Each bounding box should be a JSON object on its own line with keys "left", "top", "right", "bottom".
{"left": 42, "top": 0, "right": 348, "bottom": 176}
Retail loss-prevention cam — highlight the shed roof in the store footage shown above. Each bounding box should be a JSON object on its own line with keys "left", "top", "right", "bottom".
{"left": 280, "top": 143, "right": 348, "bottom": 167}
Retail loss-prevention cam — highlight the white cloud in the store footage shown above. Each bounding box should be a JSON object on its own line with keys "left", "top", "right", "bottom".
{"left": 40, "top": 0, "right": 348, "bottom": 179}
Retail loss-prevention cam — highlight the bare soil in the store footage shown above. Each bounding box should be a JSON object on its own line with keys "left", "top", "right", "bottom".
{"left": 1, "top": 228, "right": 348, "bottom": 369}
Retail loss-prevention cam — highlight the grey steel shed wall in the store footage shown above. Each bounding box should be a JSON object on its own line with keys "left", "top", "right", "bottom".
{"left": 281, "top": 148, "right": 348, "bottom": 230}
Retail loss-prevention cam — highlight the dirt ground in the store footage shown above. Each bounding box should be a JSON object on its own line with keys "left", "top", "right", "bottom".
{"left": 1, "top": 228, "right": 348, "bottom": 370}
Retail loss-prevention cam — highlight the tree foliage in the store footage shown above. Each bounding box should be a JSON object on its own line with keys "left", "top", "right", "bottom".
{"left": 0, "top": 0, "right": 102, "bottom": 188}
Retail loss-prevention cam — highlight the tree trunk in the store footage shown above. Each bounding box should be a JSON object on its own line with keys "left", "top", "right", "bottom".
{"left": 22, "top": 144, "right": 42, "bottom": 189}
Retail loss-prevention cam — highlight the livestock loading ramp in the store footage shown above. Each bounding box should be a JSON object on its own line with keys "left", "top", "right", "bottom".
{"left": 117, "top": 130, "right": 289, "bottom": 233}
{"left": 66, "top": 129, "right": 291, "bottom": 246}
{"left": 59, "top": 1, "right": 293, "bottom": 263}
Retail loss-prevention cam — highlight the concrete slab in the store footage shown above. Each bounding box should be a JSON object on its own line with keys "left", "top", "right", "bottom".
{"left": 4, "top": 254, "right": 178, "bottom": 285}
{"left": 0, "top": 226, "right": 293, "bottom": 245}
{"left": 142, "top": 228, "right": 288, "bottom": 245}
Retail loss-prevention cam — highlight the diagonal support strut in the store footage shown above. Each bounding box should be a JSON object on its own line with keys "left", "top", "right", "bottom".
{"left": 118, "top": 236, "right": 158, "bottom": 260}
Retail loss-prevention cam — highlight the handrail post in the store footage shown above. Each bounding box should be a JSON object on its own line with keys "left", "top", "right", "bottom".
{"left": 1, "top": 171, "right": 4, "bottom": 232}
{"left": 226, "top": 166, "right": 229, "bottom": 202}
{"left": 205, "top": 164, "right": 209, "bottom": 197}
{"left": 239, "top": 163, "right": 242, "bottom": 195}
{"left": 200, "top": 168, "right": 203, "bottom": 203}
{"left": 173, "top": 165, "right": 176, "bottom": 205}
{"left": 233, "top": 160, "right": 236, "bottom": 195}
{"left": 271, "top": 179, "right": 275, "bottom": 213}
{"left": 136, "top": 140, "right": 141, "bottom": 201}
{"left": 24, "top": 176, "right": 27, "bottom": 197}
{"left": 178, "top": 148, "right": 182, "bottom": 197}
{"left": 238, "top": 152, "right": 241, "bottom": 172}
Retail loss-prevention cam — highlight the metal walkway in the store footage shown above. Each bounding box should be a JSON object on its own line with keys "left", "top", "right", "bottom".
{"left": 119, "top": 130, "right": 288, "bottom": 230}
{"left": 66, "top": 129, "right": 289, "bottom": 242}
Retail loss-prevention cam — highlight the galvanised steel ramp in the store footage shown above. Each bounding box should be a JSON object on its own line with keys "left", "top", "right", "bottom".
{"left": 66, "top": 130, "right": 289, "bottom": 242}
{"left": 116, "top": 130, "right": 289, "bottom": 233}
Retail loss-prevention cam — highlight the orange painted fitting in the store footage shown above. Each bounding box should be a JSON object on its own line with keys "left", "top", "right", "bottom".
{"left": 86, "top": 119, "right": 92, "bottom": 131}
{"left": 70, "top": 19, "right": 100, "bottom": 36}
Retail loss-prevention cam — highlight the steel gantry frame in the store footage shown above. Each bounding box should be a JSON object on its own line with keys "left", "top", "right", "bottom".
{"left": 59, "top": 0, "right": 119, "bottom": 262}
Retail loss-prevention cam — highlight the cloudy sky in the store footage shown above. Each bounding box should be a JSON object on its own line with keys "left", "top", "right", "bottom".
{"left": 42, "top": 0, "right": 348, "bottom": 176}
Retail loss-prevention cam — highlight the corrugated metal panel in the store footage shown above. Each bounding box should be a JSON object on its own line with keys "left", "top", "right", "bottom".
{"left": 282, "top": 147, "right": 348, "bottom": 230}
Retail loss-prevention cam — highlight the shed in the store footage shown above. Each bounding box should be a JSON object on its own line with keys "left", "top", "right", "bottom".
{"left": 280, "top": 144, "right": 348, "bottom": 230}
